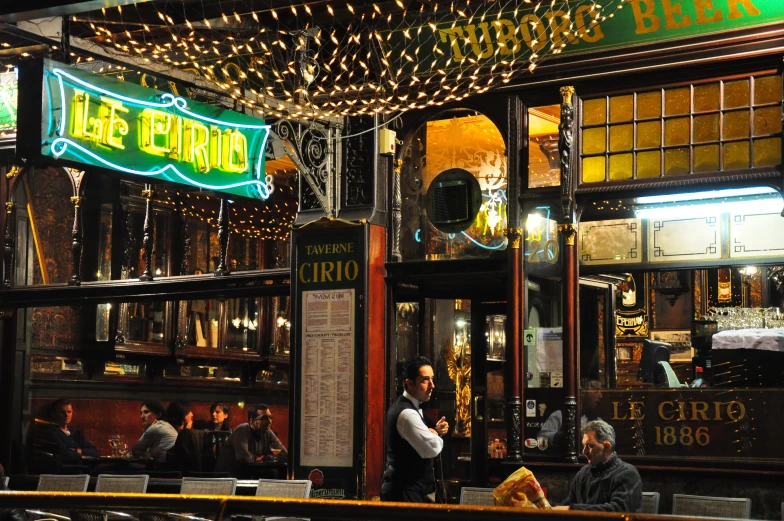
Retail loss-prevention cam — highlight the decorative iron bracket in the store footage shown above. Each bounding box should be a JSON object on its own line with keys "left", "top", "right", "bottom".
{"left": 268, "top": 119, "right": 342, "bottom": 218}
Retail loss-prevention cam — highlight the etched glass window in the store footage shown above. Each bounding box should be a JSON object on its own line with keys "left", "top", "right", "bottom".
{"left": 399, "top": 111, "right": 508, "bottom": 261}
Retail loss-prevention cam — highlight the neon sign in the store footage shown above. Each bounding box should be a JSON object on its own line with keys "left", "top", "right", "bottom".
{"left": 40, "top": 59, "right": 272, "bottom": 200}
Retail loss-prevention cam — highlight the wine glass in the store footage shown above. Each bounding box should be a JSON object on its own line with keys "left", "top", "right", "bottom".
{"left": 270, "top": 448, "right": 282, "bottom": 462}
{"left": 108, "top": 435, "right": 120, "bottom": 457}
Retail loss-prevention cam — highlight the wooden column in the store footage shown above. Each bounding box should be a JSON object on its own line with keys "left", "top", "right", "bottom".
{"left": 558, "top": 223, "right": 579, "bottom": 463}
{"left": 505, "top": 94, "right": 524, "bottom": 462}
{"left": 505, "top": 227, "right": 523, "bottom": 461}
{"left": 214, "top": 197, "right": 230, "bottom": 276}
{"left": 139, "top": 185, "right": 155, "bottom": 281}
{"left": 557, "top": 85, "right": 579, "bottom": 463}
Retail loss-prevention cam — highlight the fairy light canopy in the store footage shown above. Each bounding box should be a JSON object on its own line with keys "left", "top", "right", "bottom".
{"left": 62, "top": 0, "right": 629, "bottom": 120}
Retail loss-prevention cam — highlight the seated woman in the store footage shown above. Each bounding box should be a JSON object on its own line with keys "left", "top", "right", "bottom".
{"left": 207, "top": 402, "right": 231, "bottom": 431}
{"left": 166, "top": 401, "right": 194, "bottom": 432}
{"left": 132, "top": 400, "right": 178, "bottom": 465}
{"left": 39, "top": 398, "right": 99, "bottom": 462}
{"left": 166, "top": 401, "right": 202, "bottom": 474}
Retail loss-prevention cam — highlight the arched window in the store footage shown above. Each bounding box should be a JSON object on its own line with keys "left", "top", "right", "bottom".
{"left": 399, "top": 110, "right": 508, "bottom": 261}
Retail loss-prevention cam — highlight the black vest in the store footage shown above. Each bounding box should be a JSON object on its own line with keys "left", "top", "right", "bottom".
{"left": 383, "top": 395, "right": 436, "bottom": 493}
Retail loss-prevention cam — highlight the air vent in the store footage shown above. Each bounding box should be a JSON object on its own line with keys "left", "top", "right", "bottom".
{"left": 432, "top": 180, "right": 469, "bottom": 224}
{"left": 425, "top": 168, "right": 482, "bottom": 233}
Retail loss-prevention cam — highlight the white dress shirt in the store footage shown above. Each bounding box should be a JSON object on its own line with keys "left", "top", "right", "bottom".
{"left": 396, "top": 391, "right": 444, "bottom": 459}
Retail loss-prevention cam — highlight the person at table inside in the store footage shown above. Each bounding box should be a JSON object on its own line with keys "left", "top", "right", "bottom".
{"left": 214, "top": 404, "right": 287, "bottom": 475}
{"left": 165, "top": 400, "right": 194, "bottom": 432}
{"left": 132, "top": 400, "right": 178, "bottom": 465}
{"left": 553, "top": 420, "right": 642, "bottom": 512}
{"left": 207, "top": 402, "right": 231, "bottom": 431}
{"left": 39, "top": 398, "right": 99, "bottom": 462}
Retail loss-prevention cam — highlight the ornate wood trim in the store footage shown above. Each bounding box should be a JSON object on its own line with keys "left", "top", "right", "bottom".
{"left": 69, "top": 195, "right": 83, "bottom": 286}
{"left": 214, "top": 197, "right": 230, "bottom": 277}
{"left": 139, "top": 185, "right": 155, "bottom": 281}
{"left": 391, "top": 159, "right": 402, "bottom": 262}
{"left": 559, "top": 86, "right": 576, "bottom": 223}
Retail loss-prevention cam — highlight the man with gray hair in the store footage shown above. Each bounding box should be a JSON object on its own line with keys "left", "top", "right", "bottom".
{"left": 552, "top": 420, "right": 642, "bottom": 512}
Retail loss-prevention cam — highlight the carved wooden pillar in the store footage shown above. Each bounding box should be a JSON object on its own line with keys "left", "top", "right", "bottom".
{"left": 391, "top": 159, "right": 402, "bottom": 262}
{"left": 505, "top": 226, "right": 524, "bottom": 461}
{"left": 3, "top": 201, "right": 14, "bottom": 289}
{"left": 69, "top": 195, "right": 83, "bottom": 285}
{"left": 558, "top": 85, "right": 579, "bottom": 463}
{"left": 558, "top": 223, "right": 579, "bottom": 462}
{"left": 139, "top": 185, "right": 155, "bottom": 281}
{"left": 505, "top": 94, "right": 524, "bottom": 462}
{"left": 214, "top": 197, "right": 230, "bottom": 277}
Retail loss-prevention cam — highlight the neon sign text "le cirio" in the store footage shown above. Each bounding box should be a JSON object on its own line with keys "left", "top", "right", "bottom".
{"left": 42, "top": 62, "right": 273, "bottom": 200}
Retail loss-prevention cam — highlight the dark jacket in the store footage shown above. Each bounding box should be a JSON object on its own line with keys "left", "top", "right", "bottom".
{"left": 167, "top": 429, "right": 205, "bottom": 473}
{"left": 38, "top": 425, "right": 99, "bottom": 462}
{"left": 381, "top": 395, "right": 436, "bottom": 497}
{"left": 214, "top": 424, "right": 287, "bottom": 476}
{"left": 561, "top": 454, "right": 642, "bottom": 512}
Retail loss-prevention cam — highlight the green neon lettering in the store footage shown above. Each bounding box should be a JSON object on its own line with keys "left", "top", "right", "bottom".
{"left": 103, "top": 97, "right": 129, "bottom": 150}
{"left": 227, "top": 131, "right": 248, "bottom": 172}
{"left": 190, "top": 121, "right": 210, "bottom": 173}
{"left": 72, "top": 89, "right": 102, "bottom": 141}
{"left": 210, "top": 125, "right": 223, "bottom": 170}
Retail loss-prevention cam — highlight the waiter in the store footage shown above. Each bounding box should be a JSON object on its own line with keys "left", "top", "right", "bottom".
{"left": 381, "top": 356, "right": 449, "bottom": 502}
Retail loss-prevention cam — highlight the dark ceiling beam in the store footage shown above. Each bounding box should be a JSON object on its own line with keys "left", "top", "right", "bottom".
{"left": 0, "top": 0, "right": 153, "bottom": 23}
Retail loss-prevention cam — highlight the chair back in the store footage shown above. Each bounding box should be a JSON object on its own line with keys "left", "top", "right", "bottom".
{"left": 255, "top": 479, "right": 312, "bottom": 499}
{"left": 180, "top": 477, "right": 237, "bottom": 495}
{"left": 640, "top": 492, "right": 660, "bottom": 514}
{"left": 672, "top": 494, "right": 751, "bottom": 519}
{"left": 37, "top": 474, "right": 90, "bottom": 492}
{"left": 96, "top": 474, "right": 149, "bottom": 493}
{"left": 459, "top": 487, "right": 496, "bottom": 506}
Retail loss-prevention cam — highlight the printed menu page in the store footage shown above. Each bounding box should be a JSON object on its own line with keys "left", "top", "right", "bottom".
{"left": 300, "top": 289, "right": 355, "bottom": 467}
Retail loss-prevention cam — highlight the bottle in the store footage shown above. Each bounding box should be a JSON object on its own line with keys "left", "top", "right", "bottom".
{"left": 493, "top": 438, "right": 501, "bottom": 459}
{"left": 691, "top": 366, "right": 708, "bottom": 388}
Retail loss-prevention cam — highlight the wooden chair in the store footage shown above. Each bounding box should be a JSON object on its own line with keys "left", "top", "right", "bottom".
{"left": 95, "top": 474, "right": 149, "bottom": 493}
{"left": 180, "top": 477, "right": 237, "bottom": 495}
{"left": 37, "top": 474, "right": 90, "bottom": 492}
{"left": 639, "top": 492, "right": 660, "bottom": 514}
{"left": 459, "top": 487, "right": 496, "bottom": 506}
{"left": 672, "top": 494, "right": 751, "bottom": 519}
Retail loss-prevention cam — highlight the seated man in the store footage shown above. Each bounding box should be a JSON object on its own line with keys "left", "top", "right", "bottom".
{"left": 553, "top": 420, "right": 641, "bottom": 512}
{"left": 215, "top": 404, "right": 287, "bottom": 476}
{"left": 39, "top": 399, "right": 99, "bottom": 463}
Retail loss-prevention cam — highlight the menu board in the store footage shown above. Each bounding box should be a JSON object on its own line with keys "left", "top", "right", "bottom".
{"left": 300, "top": 289, "right": 355, "bottom": 467}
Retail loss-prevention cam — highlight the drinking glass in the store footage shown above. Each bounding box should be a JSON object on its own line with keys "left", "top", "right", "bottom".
{"left": 270, "top": 448, "right": 282, "bottom": 462}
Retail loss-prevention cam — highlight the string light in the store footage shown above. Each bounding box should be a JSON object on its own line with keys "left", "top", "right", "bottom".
{"left": 154, "top": 183, "right": 298, "bottom": 242}
{"left": 66, "top": 0, "right": 626, "bottom": 120}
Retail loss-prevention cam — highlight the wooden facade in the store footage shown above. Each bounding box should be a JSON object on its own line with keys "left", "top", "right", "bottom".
{"left": 2, "top": 1, "right": 784, "bottom": 517}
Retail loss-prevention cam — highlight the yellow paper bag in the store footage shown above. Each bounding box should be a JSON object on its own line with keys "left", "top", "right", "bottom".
{"left": 493, "top": 466, "right": 551, "bottom": 509}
